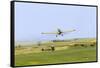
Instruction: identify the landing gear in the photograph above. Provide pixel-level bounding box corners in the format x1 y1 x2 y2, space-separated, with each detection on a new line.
56 35 58 37
61 34 63 36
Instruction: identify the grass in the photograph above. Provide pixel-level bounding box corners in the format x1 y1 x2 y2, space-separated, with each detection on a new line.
15 45 96 66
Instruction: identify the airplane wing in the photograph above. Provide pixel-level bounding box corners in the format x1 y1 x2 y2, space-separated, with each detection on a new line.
41 32 58 34
63 29 76 33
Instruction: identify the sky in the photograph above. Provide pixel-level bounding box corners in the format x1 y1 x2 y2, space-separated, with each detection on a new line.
15 2 96 42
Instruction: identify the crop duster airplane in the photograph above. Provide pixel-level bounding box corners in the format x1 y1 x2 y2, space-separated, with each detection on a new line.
41 29 76 37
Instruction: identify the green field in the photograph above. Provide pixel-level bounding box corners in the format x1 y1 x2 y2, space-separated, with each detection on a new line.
15 38 97 66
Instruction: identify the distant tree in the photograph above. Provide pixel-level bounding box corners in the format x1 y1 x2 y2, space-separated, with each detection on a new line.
81 44 85 47
41 48 44 51
74 44 78 47
90 44 95 47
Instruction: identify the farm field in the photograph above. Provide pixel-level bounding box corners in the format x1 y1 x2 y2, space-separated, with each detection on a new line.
15 38 97 66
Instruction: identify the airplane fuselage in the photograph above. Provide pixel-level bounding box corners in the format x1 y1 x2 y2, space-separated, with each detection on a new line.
58 31 62 35
57 29 62 35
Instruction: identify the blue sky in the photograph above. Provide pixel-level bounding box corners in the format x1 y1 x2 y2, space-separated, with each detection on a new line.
15 2 96 42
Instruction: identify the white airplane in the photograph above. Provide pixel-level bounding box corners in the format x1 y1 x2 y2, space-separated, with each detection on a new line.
41 28 76 37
